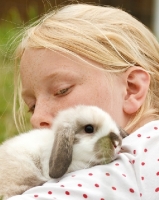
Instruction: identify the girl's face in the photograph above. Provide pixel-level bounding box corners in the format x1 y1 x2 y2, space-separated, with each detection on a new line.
20 48 127 129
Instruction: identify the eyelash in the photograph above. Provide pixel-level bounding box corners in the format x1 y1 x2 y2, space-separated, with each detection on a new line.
28 105 35 113
27 87 72 113
55 87 71 96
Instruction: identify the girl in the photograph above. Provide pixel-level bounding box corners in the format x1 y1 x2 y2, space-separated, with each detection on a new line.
8 3 159 200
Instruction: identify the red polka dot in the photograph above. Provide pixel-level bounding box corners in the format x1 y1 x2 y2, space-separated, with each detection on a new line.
129 160 135 164
122 174 126 177
133 150 136 154
144 149 148 152
112 187 116 190
137 134 141 137
141 176 144 180
34 195 38 198
65 191 70 195
95 183 99 187
101 199 105 200
72 175 76 177
48 191 52 195
88 173 93 176
155 187 159 192
78 184 82 187
140 193 142 197
154 127 158 130
61 185 65 187
147 136 150 139
156 172 159 176
115 163 119 166
132 160 135 164
106 173 110 176
141 162 145 166
129 188 135 193
83 194 88 198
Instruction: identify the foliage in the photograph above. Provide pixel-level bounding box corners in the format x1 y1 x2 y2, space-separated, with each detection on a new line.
0 58 15 142
0 6 39 143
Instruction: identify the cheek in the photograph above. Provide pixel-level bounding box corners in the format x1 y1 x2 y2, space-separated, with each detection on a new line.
90 82 123 123
104 90 125 126
96 89 114 114
65 83 113 110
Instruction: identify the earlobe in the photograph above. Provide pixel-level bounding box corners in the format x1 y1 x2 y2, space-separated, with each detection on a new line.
123 67 150 114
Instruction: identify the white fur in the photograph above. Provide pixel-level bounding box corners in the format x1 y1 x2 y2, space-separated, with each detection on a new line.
0 105 123 199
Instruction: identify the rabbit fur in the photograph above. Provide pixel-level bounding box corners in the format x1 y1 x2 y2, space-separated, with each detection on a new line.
0 105 127 199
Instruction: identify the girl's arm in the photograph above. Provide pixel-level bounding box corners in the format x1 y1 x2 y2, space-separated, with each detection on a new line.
7 120 159 200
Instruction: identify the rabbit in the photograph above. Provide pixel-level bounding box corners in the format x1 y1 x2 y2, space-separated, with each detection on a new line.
0 105 127 200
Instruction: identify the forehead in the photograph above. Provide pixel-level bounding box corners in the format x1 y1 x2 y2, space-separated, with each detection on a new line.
20 48 107 84
20 48 110 97
20 49 77 75
20 48 106 74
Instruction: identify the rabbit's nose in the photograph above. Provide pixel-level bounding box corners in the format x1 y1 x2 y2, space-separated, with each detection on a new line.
94 135 119 164
109 132 122 148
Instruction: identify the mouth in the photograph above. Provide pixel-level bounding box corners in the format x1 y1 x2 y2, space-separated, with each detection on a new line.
109 132 122 149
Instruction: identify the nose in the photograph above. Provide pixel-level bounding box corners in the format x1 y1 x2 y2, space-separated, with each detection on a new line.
30 104 54 129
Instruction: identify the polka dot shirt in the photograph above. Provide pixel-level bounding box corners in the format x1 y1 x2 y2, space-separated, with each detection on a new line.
8 121 159 200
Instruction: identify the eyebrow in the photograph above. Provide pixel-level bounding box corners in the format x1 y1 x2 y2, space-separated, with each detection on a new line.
44 69 80 82
22 69 81 98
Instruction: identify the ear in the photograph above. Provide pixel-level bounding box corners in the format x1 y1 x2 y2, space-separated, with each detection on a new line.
123 66 150 114
49 124 75 178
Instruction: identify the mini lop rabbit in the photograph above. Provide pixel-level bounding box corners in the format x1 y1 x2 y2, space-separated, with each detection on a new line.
0 105 127 199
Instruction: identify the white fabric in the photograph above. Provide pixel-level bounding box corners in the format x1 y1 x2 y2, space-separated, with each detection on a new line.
8 120 159 200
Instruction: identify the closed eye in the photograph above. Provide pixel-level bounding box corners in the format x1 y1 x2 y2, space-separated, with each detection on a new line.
55 86 72 96
28 104 36 113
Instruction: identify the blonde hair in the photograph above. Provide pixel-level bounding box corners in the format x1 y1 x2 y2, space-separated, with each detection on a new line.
14 3 159 132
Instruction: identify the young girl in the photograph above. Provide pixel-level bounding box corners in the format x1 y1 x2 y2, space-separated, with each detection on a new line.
8 3 159 200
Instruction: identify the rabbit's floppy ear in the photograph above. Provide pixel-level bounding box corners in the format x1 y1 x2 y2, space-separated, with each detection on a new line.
49 123 75 178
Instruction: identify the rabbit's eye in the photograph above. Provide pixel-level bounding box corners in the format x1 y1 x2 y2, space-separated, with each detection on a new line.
84 124 94 133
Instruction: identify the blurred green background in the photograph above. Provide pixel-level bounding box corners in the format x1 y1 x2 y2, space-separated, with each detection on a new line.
0 2 42 142
0 0 157 143
0 0 67 142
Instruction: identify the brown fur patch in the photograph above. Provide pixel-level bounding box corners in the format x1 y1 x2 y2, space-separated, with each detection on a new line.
49 126 74 178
